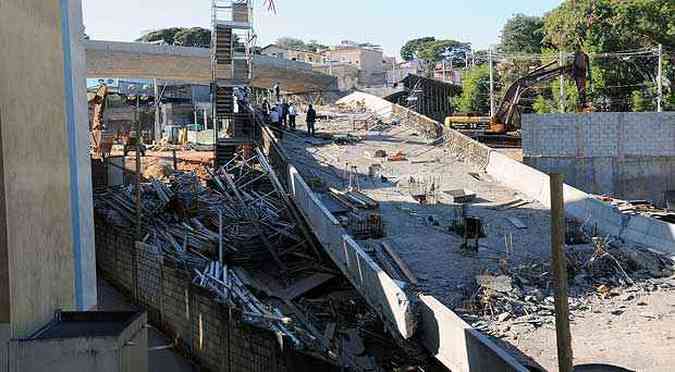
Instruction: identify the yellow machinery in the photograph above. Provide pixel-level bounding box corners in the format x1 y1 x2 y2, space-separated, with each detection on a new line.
447 51 590 135
88 83 114 158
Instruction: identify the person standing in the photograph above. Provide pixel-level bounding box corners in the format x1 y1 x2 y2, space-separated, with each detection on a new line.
269 107 281 127
306 104 317 136
273 82 280 102
288 103 297 129
262 99 270 115
282 101 290 127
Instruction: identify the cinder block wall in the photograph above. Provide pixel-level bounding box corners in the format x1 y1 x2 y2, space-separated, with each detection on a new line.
523 112 675 206
94 221 330 372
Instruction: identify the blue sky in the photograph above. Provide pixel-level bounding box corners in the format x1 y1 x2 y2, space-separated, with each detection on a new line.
82 0 562 59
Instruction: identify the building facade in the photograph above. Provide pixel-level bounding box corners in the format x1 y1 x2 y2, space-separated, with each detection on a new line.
261 45 323 64
322 47 387 86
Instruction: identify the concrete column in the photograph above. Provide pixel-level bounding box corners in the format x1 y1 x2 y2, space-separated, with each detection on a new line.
0 0 96 341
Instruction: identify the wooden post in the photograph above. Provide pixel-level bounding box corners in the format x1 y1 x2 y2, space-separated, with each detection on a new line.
134 95 142 301
550 173 573 372
172 149 178 171
135 95 143 241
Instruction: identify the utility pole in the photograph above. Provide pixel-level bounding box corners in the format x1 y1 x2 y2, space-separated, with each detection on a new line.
657 44 663 112
550 173 573 372
489 48 495 117
560 51 565 112
153 78 161 143
465 52 469 70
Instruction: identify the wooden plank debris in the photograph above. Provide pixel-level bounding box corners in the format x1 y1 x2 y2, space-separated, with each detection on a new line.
281 273 335 301
381 242 418 285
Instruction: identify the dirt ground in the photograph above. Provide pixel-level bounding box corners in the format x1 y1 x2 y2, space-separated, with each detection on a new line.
284 114 675 372
501 281 675 371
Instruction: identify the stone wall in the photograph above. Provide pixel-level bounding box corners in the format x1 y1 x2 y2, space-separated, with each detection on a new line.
523 112 675 206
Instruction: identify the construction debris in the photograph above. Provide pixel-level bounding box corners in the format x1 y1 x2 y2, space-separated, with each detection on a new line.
95 152 305 267
459 236 675 337
594 195 675 223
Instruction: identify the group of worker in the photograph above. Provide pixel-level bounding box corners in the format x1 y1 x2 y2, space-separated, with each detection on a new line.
262 99 317 137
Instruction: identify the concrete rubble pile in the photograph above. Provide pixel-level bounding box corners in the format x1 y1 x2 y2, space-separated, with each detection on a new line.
459 236 675 337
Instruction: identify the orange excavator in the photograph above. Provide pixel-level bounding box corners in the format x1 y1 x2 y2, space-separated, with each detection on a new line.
89 83 112 158
447 51 590 135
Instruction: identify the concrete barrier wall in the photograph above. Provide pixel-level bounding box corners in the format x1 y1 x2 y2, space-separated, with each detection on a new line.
487 132 675 256
287 167 416 338
419 296 528 372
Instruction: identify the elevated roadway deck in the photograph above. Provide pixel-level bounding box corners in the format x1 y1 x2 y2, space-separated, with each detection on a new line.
84 40 338 93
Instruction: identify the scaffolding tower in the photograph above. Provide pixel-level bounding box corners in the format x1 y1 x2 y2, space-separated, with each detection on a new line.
211 0 257 166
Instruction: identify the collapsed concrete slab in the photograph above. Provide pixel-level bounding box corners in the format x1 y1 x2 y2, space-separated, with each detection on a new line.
335 91 675 369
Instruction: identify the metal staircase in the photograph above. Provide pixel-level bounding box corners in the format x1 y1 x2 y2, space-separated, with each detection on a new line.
211 0 256 166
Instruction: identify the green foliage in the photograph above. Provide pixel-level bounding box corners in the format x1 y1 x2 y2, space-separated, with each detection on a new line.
631 90 648 112
174 27 211 48
276 37 329 52
400 37 435 61
500 14 545 54
457 65 491 113
306 40 329 52
276 37 308 51
137 27 211 48
542 0 675 111
400 37 471 77
532 95 553 113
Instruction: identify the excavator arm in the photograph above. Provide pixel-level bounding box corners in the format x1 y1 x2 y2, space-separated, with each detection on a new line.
489 51 589 134
88 84 109 157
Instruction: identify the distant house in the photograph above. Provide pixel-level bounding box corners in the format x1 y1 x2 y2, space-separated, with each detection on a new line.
262 43 399 88
321 46 387 86
260 44 322 64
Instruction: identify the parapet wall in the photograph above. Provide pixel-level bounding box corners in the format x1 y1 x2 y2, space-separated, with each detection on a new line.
522 112 675 206
259 123 416 339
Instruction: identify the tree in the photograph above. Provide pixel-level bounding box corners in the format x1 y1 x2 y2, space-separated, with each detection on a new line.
174 27 211 48
457 65 491 113
543 0 675 111
400 37 435 61
500 14 545 54
137 27 184 44
137 27 211 48
306 40 328 52
276 37 308 51
631 90 651 112
533 95 553 113
400 37 471 77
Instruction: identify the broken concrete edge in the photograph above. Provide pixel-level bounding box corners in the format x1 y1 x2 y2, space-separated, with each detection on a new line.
287 166 416 339
419 295 529 372
487 150 675 257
